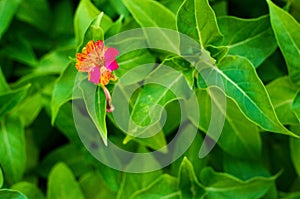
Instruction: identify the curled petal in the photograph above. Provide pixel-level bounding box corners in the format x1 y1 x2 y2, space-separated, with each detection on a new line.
102 85 114 112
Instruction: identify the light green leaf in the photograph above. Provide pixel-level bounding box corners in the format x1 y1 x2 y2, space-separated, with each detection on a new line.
0 189 28 199
176 0 222 47
200 167 277 199
0 85 30 121
122 0 176 29
0 167 3 188
79 171 115 199
196 87 262 160
11 182 45 199
267 0 300 85
178 157 206 198
47 163 85 199
51 62 77 124
80 81 108 145
0 0 21 39
129 174 180 199
292 91 300 122
0 116 26 185
218 15 277 67
266 76 299 125
198 55 296 137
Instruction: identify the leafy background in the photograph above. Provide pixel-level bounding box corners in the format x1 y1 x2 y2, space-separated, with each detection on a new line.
1 0 300 198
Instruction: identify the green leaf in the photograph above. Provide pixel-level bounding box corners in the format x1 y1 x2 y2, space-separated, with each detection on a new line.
16 0 51 32
0 189 28 199
80 81 108 145
290 125 300 177
292 91 300 122
129 174 180 199
0 67 10 93
0 167 3 188
51 62 77 124
122 0 176 29
176 0 222 47
0 0 21 39
198 55 296 137
200 167 277 199
178 157 206 198
74 0 100 46
217 15 277 67
0 116 26 185
267 0 300 85
266 76 299 125
11 182 45 199
0 85 30 121
196 87 262 160
47 163 85 199
79 171 115 199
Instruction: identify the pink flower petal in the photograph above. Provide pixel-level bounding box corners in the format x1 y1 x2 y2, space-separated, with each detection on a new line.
105 48 119 61
105 60 119 71
88 67 100 84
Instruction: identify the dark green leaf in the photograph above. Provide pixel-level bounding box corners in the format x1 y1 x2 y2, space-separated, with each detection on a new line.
0 189 28 199
0 68 10 93
0 167 3 188
290 125 300 177
47 163 85 199
0 116 26 184
0 0 21 39
218 15 277 67
267 0 300 85
292 91 300 122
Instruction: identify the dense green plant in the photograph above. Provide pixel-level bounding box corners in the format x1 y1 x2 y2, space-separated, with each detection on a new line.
1 0 300 198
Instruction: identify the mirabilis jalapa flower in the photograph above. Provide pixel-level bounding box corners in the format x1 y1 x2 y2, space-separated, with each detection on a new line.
76 40 119 112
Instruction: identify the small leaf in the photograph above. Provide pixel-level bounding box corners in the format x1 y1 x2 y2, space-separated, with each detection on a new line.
0 85 30 121
0 67 10 93
0 116 26 185
218 15 277 67
176 0 222 47
51 62 77 124
178 157 206 198
266 76 299 125
267 0 300 85
80 81 108 145
0 0 22 39
47 163 85 199
11 182 45 199
0 189 28 199
200 167 278 199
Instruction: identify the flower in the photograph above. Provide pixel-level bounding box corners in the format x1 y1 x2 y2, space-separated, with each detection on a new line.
76 40 119 85
76 40 119 112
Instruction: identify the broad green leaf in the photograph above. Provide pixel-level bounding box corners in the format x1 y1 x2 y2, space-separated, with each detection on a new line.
52 0 74 36
198 55 296 137
200 167 277 199
16 0 51 32
11 182 45 199
280 191 300 199
38 144 93 178
129 174 180 199
290 125 300 177
80 81 108 145
267 0 300 85
0 189 28 199
122 0 176 29
106 15 124 38
176 0 222 47
292 91 300 122
178 157 206 198
51 62 77 124
47 163 85 199
218 15 277 67
266 76 299 125
0 167 3 188
196 87 262 160
117 149 162 199
79 171 115 199
0 67 10 93
0 116 26 184
0 0 21 39
0 85 30 121
74 0 100 46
